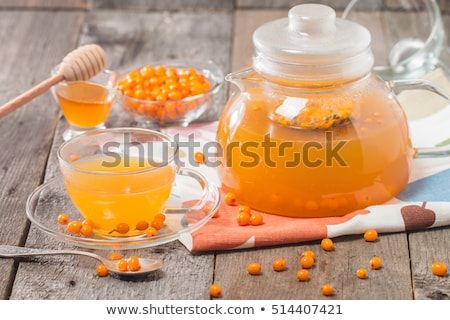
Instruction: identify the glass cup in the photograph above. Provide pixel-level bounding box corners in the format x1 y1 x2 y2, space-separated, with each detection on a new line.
57 128 203 237
51 67 116 141
342 0 449 80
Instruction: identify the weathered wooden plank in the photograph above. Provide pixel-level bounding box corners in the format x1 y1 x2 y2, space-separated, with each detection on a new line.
10 9 232 299
89 0 234 11
214 9 413 299
409 228 450 299
236 0 355 10
0 0 87 9
0 10 84 300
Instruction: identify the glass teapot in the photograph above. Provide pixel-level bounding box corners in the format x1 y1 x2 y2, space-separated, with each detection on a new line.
217 4 450 218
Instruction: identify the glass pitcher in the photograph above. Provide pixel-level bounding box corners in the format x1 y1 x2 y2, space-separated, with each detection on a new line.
217 4 450 218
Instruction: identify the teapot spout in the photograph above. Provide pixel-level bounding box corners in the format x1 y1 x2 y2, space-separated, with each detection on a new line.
225 68 256 91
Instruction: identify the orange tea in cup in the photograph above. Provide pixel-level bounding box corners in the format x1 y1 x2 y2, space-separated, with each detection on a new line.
58 129 178 237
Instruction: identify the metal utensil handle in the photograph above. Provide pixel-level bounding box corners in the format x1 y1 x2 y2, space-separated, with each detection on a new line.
0 245 100 261
389 79 450 158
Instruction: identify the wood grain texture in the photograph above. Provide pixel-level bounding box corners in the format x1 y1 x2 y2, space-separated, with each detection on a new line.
0 10 84 299
10 9 232 299
214 9 413 300
0 0 87 9
236 0 350 9
409 228 450 299
215 235 412 299
89 0 234 10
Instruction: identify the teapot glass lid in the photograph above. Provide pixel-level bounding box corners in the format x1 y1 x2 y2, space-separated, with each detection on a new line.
252 4 374 82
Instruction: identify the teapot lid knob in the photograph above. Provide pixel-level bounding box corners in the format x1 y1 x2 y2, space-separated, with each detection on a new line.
288 4 336 35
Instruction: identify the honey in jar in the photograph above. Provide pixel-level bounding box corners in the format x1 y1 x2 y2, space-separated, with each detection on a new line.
56 81 113 129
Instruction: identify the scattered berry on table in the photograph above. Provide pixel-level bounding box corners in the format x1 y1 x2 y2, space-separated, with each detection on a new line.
356 268 368 279
301 250 315 259
364 229 378 242
247 263 262 275
273 258 287 272
297 269 309 281
321 284 334 296
321 238 334 251
96 264 109 277
370 256 383 270
300 255 315 269
431 261 448 277
209 283 222 298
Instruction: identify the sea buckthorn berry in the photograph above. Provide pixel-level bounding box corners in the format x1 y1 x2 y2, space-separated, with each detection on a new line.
151 219 165 230
136 221 149 231
364 229 378 242
57 214 69 225
250 213 264 226
82 219 94 228
247 263 261 275
431 261 448 276
296 269 309 281
194 151 205 164
209 283 222 298
154 213 166 222
321 284 334 296
67 221 82 234
273 258 287 272
300 255 315 269
356 268 368 279
145 227 158 237
108 253 122 261
118 259 128 272
238 205 251 215
224 192 237 206
301 250 315 259
128 256 141 272
116 223 130 234
69 153 80 162
237 212 251 226
80 224 94 237
96 264 109 277
321 238 334 251
370 256 383 270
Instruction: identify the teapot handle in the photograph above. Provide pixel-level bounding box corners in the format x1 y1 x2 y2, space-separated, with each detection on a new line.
389 79 450 158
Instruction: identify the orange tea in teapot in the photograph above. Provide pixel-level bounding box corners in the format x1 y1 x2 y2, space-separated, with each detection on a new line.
217 73 413 217
216 4 421 217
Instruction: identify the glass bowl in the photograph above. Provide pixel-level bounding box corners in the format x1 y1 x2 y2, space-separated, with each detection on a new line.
342 0 448 80
116 60 223 127
26 168 220 250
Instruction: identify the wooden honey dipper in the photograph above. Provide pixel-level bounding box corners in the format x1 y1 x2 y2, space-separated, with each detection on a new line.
0 44 107 119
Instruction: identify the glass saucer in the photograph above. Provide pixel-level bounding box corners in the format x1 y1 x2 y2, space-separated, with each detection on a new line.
26 169 220 250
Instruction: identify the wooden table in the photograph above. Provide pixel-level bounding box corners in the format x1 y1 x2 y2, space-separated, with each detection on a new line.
1 0 450 300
